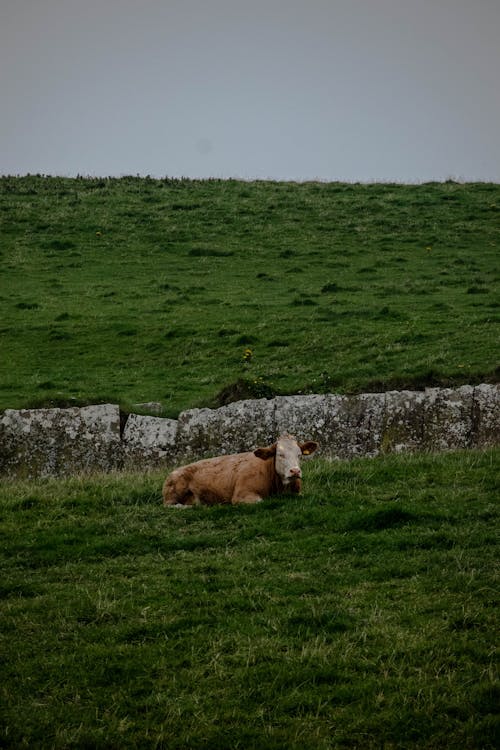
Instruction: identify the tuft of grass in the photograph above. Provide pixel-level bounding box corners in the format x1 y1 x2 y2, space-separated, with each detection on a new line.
0 449 498 748
0 176 498 415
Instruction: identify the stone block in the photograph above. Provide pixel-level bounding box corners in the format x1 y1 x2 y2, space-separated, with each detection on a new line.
0 404 122 478
273 394 330 444
471 383 500 447
323 392 386 459
176 398 276 458
423 386 474 451
122 413 178 467
382 390 427 454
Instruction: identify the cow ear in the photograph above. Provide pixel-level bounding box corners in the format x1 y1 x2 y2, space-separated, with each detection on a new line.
300 441 319 456
254 444 276 461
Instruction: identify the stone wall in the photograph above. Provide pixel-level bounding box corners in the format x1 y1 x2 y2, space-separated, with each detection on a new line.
0 384 498 479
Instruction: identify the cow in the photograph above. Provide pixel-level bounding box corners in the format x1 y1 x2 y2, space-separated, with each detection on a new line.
162 433 319 507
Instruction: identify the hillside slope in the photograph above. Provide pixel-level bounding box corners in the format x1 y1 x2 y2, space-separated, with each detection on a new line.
1 176 498 415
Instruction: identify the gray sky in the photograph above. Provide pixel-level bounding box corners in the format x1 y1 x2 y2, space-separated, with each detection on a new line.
1 0 499 182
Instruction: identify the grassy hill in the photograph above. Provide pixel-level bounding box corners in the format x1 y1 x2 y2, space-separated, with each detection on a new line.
0 449 498 748
0 176 498 416
1 177 498 747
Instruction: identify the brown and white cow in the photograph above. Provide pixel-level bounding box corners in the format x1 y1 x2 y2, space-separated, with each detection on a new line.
162 433 319 506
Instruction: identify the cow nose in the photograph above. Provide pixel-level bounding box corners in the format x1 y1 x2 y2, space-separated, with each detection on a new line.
290 467 301 477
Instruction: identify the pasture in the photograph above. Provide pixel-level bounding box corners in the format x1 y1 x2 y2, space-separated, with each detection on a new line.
0 449 498 748
1 176 498 747
0 176 498 415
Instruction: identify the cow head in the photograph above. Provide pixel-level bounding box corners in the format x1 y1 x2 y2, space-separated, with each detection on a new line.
254 433 319 487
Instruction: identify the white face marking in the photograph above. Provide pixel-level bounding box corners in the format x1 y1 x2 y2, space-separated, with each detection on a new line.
275 437 303 484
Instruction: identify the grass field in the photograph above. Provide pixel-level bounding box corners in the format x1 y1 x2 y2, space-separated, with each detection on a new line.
0 176 498 415
0 449 498 749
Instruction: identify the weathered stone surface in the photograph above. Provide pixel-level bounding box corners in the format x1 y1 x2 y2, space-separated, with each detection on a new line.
0 385 497 478
176 398 276 457
122 413 177 467
177 392 388 461
423 385 475 451
0 404 121 478
471 383 500 446
381 390 427 453
324 393 387 458
273 394 330 444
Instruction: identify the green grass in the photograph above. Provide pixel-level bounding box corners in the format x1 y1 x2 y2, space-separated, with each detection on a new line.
0 176 498 415
0 449 498 748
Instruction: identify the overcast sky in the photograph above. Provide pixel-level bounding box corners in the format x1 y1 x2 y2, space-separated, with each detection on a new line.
1 0 499 182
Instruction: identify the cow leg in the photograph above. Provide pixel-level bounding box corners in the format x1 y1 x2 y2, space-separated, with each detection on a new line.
162 474 195 506
231 492 263 505
162 477 179 506
164 489 198 506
